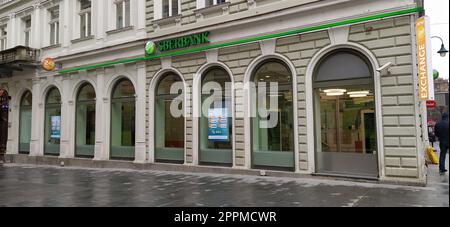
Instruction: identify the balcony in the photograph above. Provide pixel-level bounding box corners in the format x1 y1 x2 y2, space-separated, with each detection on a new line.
0 46 40 78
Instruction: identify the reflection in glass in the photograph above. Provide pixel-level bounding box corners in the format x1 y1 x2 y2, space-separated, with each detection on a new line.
44 87 61 156
19 91 32 154
318 86 377 154
111 79 135 160
76 83 96 158
155 74 185 163
251 60 294 169
313 49 378 177
200 68 232 165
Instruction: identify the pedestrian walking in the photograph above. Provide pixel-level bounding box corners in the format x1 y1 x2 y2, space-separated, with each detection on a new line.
435 113 449 174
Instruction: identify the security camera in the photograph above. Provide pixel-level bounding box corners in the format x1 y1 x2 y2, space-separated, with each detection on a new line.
376 62 393 73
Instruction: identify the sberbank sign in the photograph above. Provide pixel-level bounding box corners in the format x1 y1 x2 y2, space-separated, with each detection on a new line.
156 32 210 52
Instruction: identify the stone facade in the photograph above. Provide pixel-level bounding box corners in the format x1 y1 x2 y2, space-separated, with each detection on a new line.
1 0 428 185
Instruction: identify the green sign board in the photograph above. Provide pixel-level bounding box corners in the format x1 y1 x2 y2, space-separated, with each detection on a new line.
156 32 210 53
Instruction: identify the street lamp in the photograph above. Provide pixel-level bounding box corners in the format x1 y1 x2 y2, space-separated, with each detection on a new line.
431 36 449 57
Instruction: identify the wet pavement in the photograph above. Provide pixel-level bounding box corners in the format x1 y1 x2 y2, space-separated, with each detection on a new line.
0 161 448 207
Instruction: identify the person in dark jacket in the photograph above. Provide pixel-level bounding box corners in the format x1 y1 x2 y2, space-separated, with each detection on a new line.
435 113 449 174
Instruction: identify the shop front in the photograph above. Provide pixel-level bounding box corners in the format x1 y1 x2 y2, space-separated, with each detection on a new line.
3 1 429 185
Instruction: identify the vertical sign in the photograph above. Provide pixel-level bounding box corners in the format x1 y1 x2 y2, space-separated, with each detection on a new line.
208 108 229 142
416 16 435 101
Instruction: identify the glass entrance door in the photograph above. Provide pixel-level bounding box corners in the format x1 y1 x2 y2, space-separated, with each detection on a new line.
315 85 378 178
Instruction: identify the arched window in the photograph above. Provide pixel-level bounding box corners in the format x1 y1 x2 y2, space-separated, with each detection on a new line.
155 73 185 163
313 49 378 177
75 83 96 158
251 60 294 170
199 67 233 166
19 91 32 154
44 87 61 156
111 79 135 160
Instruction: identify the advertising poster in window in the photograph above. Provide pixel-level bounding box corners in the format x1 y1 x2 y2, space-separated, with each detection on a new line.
208 108 229 142
51 116 61 139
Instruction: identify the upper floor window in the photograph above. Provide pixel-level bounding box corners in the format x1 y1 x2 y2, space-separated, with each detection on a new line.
0 25 6 51
162 0 179 18
79 0 92 38
116 0 131 29
23 17 31 46
49 7 60 45
205 0 226 7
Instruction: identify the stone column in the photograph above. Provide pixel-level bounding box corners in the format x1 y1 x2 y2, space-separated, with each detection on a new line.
30 77 43 156
134 62 147 163
31 3 42 48
94 69 107 160
59 76 73 158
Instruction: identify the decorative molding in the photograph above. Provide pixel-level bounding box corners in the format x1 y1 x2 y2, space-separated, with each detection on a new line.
15 6 34 18
152 15 181 30
205 49 218 63
194 2 230 21
259 39 277 55
328 26 350 45
106 26 134 35
71 36 95 44
161 57 172 69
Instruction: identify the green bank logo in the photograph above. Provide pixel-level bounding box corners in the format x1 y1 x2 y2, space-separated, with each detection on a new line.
145 41 156 55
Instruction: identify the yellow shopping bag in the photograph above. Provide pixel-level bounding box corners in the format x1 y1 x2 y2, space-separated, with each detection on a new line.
427 146 439 165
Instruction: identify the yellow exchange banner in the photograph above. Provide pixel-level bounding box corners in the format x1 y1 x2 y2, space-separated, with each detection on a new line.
416 16 435 101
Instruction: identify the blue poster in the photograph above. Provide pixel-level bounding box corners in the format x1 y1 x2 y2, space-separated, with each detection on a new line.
50 116 61 139
208 108 229 142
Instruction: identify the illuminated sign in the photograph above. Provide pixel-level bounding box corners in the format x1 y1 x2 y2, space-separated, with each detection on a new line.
208 108 229 142
51 116 61 139
145 41 156 55
157 32 210 52
416 16 435 101
42 57 56 71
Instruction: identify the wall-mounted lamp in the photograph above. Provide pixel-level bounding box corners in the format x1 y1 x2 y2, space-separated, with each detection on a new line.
431 36 449 57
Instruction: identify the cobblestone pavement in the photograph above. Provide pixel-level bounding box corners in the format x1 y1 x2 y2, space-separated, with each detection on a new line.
0 162 448 207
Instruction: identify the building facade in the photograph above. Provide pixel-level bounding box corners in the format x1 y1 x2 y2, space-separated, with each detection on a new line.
1 0 431 185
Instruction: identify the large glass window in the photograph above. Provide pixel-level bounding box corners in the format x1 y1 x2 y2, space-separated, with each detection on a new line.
111 79 135 160
162 0 179 18
0 25 7 51
79 0 92 38
155 74 185 163
23 17 31 46
199 68 232 165
19 91 32 154
49 7 60 45
314 49 378 177
205 0 226 7
75 83 96 158
251 60 294 170
44 87 61 156
116 0 131 29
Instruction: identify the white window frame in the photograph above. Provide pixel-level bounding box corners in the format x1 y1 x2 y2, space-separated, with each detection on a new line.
115 0 131 29
198 0 226 9
154 0 180 20
79 0 92 38
49 7 60 45
23 17 31 47
0 25 6 51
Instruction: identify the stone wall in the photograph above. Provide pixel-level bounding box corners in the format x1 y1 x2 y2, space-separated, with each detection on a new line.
144 15 423 181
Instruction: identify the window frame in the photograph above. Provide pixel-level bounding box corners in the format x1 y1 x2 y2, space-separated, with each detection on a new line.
115 0 131 29
155 0 181 20
0 25 6 51
23 17 32 46
79 0 92 38
198 0 227 9
48 6 60 45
